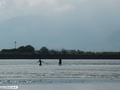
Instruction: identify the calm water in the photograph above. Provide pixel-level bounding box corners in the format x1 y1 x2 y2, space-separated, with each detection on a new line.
0 59 120 85
0 59 120 65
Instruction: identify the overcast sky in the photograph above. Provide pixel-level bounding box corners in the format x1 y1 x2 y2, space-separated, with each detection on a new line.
0 0 119 19
0 0 120 51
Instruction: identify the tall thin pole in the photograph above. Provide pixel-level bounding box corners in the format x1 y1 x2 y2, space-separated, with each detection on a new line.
15 41 16 49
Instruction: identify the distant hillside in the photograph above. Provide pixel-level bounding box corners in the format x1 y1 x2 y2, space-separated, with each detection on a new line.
0 15 120 51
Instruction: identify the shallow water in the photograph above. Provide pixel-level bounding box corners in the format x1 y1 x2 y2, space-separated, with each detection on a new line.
0 59 120 65
0 59 120 90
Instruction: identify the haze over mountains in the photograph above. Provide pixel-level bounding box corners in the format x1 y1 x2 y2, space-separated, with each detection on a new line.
0 14 120 51
0 0 120 51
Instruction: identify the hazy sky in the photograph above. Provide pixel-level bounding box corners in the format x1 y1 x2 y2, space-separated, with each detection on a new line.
0 0 120 51
0 0 119 19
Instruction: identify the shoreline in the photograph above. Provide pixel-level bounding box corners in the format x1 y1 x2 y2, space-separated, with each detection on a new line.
1 78 120 90
0 77 120 85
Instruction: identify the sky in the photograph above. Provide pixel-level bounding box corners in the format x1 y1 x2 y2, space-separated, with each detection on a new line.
0 0 120 51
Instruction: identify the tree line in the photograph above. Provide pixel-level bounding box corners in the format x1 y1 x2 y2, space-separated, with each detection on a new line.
0 45 120 56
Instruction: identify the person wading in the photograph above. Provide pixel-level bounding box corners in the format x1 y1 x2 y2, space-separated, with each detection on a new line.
37 59 48 66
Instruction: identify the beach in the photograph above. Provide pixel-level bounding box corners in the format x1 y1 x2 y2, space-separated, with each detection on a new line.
0 59 120 90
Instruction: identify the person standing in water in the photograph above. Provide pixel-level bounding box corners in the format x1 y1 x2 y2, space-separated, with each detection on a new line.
37 59 48 66
59 58 62 66
37 59 42 66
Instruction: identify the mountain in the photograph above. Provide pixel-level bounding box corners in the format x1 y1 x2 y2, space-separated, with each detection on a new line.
104 30 120 51
0 15 120 51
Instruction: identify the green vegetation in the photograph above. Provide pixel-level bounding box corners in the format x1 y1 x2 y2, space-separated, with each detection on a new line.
0 45 120 59
1 45 35 54
0 45 120 55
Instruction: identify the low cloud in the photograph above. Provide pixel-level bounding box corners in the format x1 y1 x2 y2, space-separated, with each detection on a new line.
27 0 42 7
44 0 56 5
55 4 75 12
0 0 120 21
0 0 120 51
0 0 56 10
0 0 5 9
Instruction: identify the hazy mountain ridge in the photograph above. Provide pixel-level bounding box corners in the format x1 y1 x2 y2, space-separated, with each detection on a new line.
0 15 120 51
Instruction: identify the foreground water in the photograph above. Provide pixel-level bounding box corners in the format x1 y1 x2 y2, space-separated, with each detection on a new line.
0 59 120 90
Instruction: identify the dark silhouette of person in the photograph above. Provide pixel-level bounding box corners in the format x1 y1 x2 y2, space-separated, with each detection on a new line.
59 58 62 66
37 59 42 66
37 59 48 66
